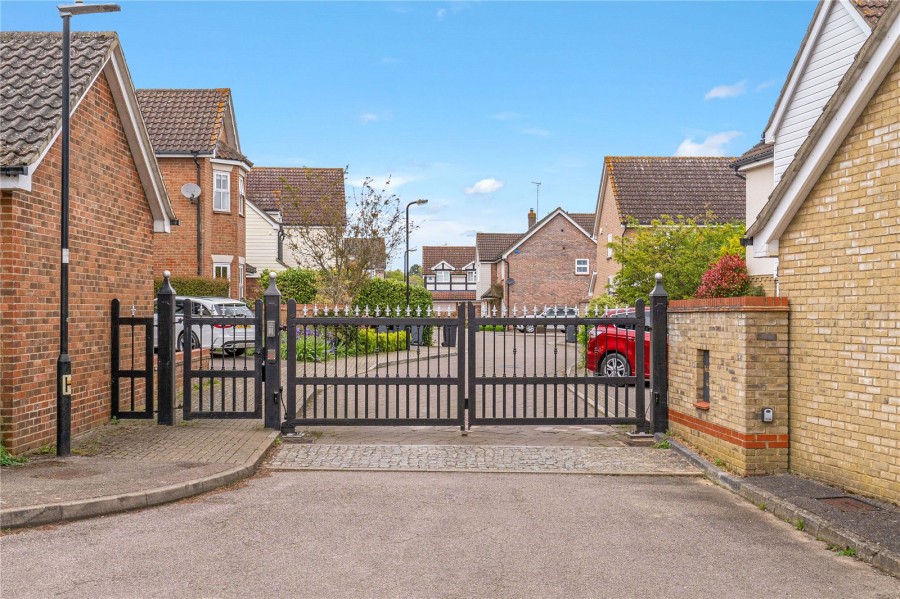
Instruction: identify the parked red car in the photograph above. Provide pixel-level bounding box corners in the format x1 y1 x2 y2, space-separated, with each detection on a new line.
586 308 651 381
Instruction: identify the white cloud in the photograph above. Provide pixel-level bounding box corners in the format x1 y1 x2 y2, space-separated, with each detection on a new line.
704 80 747 100
675 131 742 157
521 126 550 137
360 113 378 124
494 111 522 121
436 8 447 19
756 79 778 91
464 178 504 194
380 57 399 65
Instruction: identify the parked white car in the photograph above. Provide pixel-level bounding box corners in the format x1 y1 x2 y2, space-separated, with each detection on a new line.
154 296 255 354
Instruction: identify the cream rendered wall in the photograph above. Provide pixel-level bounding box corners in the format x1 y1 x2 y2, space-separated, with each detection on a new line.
743 160 776 278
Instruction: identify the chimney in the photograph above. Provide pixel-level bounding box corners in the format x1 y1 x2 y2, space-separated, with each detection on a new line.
528 208 536 229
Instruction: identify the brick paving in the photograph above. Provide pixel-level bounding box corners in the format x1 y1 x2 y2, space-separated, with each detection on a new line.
268 443 700 475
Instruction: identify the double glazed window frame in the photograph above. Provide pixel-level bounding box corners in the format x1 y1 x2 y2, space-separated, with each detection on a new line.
214 171 231 212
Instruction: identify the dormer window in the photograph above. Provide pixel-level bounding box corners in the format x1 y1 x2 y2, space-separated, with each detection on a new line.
436 271 450 283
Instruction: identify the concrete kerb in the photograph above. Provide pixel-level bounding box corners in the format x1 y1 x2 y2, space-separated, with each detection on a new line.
664 435 900 578
0 429 280 530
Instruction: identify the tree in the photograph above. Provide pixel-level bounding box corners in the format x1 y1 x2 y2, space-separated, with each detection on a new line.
408 264 422 276
281 170 409 304
608 214 745 304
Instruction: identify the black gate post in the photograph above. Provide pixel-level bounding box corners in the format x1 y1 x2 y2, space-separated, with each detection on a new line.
157 271 176 425
649 272 668 434
263 272 282 430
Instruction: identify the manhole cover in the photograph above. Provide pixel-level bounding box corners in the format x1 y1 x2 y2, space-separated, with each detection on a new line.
817 496 880 512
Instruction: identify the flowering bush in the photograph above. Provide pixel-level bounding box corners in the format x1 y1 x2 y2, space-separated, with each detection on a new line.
694 255 764 299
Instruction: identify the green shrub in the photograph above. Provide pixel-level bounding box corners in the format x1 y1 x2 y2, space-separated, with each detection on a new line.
281 326 407 361
354 278 435 344
478 324 506 331
1 442 27 467
260 268 317 304
155 276 229 298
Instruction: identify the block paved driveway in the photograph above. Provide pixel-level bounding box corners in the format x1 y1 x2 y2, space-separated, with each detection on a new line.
2 471 898 599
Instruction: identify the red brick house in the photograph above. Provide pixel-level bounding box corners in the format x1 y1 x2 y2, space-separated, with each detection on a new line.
0 32 175 453
588 156 745 298
422 245 477 312
136 88 253 299
476 209 596 312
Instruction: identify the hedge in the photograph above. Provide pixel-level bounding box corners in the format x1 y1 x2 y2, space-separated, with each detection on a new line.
154 276 229 298
259 268 317 304
282 327 407 362
354 278 435 344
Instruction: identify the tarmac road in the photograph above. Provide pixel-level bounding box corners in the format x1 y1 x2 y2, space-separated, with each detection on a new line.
2 470 898 599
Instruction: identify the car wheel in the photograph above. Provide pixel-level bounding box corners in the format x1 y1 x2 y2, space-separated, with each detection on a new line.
178 332 200 352
224 348 245 356
599 352 631 384
524 324 536 333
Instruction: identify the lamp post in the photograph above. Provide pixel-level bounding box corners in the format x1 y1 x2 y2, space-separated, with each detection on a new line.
405 199 428 307
56 1 120 457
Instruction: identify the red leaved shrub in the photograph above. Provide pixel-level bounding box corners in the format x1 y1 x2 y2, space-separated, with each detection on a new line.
694 254 760 299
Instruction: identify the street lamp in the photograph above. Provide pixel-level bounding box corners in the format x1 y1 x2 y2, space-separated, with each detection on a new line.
405 199 428 307
56 1 120 457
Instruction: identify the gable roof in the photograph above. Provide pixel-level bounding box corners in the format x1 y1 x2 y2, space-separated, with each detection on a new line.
0 31 174 231
135 88 250 164
500 208 595 260
476 233 521 262
246 167 347 227
422 246 476 274
763 1 878 143
568 212 595 232
1 32 113 167
603 156 745 225
730 141 775 170
747 0 899 250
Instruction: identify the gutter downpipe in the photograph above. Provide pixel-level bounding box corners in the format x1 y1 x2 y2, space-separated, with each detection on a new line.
193 152 202 276
500 256 510 315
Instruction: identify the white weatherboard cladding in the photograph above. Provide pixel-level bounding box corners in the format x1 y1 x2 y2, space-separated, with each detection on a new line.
245 204 288 271
476 262 492 299
773 1 868 184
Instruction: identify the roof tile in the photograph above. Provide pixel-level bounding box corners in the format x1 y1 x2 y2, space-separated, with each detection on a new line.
606 156 745 225
851 0 890 27
1 31 116 167
247 167 346 226
422 246 476 273
476 233 521 262
135 88 231 154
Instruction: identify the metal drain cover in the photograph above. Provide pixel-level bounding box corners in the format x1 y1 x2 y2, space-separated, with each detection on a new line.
817 496 880 512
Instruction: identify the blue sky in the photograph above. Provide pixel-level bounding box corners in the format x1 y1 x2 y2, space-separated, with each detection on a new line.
3 1 816 267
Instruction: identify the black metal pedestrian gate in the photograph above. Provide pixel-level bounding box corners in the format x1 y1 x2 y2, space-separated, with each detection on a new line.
117 272 668 434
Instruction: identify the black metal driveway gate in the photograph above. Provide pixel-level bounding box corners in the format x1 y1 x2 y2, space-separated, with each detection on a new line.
282 301 467 430
181 299 264 420
466 302 650 430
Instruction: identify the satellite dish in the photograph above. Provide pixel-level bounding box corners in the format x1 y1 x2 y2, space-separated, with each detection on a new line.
181 182 201 200
506 278 515 286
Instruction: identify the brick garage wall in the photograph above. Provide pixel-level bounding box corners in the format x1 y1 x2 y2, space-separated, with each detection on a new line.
506 213 596 308
0 73 155 453
668 297 790 476
777 58 900 503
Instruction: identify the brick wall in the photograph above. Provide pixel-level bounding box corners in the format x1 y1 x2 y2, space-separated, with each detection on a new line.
0 73 156 453
749 275 776 296
506 213 596 308
153 158 248 299
593 178 626 296
668 297 790 476
777 58 900 503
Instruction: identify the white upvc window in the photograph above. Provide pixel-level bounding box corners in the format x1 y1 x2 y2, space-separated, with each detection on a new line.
214 172 230 212
466 270 477 283
575 259 589 275
238 175 245 216
607 233 613 259
436 271 450 283
214 262 231 281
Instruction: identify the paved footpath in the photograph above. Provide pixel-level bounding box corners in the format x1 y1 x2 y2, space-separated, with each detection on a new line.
269 443 699 475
